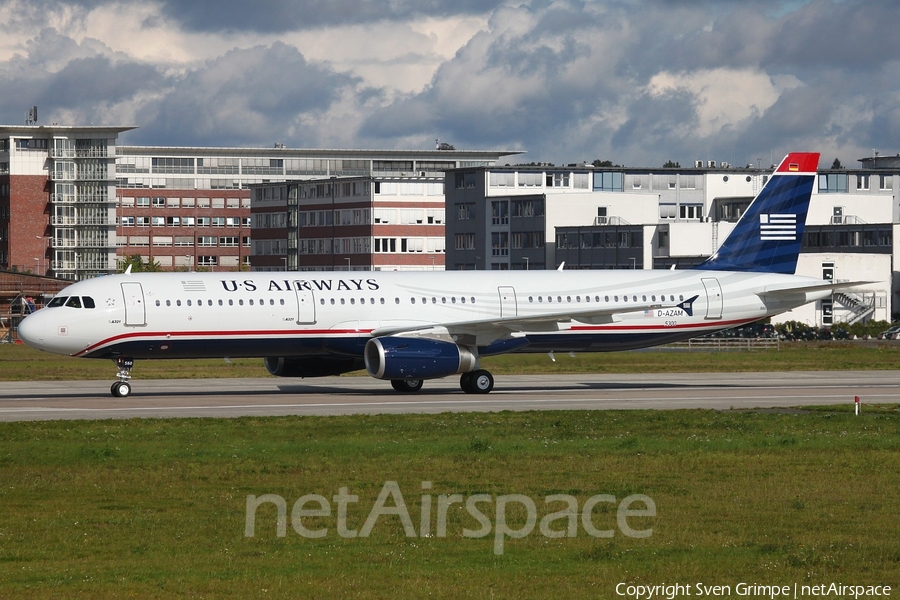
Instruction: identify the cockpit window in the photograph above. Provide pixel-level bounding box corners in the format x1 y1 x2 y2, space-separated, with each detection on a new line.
47 296 68 308
65 297 82 309
82 296 95 309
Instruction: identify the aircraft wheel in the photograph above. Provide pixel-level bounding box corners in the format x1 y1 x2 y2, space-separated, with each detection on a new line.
464 370 494 394
459 372 473 393
111 381 132 398
391 379 423 393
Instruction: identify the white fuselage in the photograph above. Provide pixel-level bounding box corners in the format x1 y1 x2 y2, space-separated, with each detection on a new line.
18 269 829 361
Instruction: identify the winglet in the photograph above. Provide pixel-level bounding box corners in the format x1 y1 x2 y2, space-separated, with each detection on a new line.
124 264 133 275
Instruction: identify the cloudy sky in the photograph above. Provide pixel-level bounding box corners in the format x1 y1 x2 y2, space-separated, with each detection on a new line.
0 0 896 168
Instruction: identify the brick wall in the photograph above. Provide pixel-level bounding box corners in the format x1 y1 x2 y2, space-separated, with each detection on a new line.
8 175 51 274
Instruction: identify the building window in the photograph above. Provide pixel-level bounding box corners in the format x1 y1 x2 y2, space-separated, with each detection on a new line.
818 173 848 193
547 172 570 187
512 199 543 218
491 201 509 225
491 232 509 256
679 205 703 220
593 172 623 192
455 233 475 250
489 172 514 187
457 203 475 220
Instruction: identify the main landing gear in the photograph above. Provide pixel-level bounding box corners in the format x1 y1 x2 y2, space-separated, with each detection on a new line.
388 369 495 394
460 369 494 394
391 379 424 393
111 357 134 398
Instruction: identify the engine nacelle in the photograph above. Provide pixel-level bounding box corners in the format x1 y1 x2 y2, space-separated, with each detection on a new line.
264 356 364 378
364 337 477 380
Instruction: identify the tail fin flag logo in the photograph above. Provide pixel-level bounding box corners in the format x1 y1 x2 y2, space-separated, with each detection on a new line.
759 214 797 241
693 152 818 275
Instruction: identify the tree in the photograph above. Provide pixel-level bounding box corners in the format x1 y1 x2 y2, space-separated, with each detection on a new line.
592 159 621 167
831 158 843 169
119 254 163 273
663 160 681 168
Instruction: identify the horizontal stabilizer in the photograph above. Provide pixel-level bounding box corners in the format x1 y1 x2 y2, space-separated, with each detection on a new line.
755 280 872 298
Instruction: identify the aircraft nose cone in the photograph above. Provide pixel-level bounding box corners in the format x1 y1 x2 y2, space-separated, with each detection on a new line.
16 312 43 347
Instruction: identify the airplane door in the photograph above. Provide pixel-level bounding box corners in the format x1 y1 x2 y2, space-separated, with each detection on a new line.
701 277 723 320
498 286 517 318
295 287 316 324
121 282 146 326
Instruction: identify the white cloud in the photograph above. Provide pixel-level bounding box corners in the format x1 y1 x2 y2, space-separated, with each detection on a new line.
647 68 802 138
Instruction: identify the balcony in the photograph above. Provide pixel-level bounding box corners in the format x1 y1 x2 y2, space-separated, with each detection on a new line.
52 239 113 249
50 194 113 204
51 216 111 226
50 148 111 159
51 260 113 272
50 170 113 182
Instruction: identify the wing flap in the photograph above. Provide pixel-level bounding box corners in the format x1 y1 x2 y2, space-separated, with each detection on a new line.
370 299 684 346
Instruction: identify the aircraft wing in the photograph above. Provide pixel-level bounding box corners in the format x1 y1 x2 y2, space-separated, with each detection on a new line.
370 297 694 346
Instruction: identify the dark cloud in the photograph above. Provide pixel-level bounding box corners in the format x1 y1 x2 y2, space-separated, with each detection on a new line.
0 0 505 33
133 43 366 147
0 29 165 125
161 0 506 32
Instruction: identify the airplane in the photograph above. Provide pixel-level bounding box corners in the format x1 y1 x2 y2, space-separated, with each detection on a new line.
18 151 858 398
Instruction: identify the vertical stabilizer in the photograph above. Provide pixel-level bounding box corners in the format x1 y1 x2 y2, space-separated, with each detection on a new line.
694 152 819 274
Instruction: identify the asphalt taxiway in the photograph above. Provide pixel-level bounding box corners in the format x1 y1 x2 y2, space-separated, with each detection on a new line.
0 371 896 421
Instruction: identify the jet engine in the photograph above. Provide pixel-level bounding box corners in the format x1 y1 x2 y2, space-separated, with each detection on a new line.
264 356 364 378
364 337 476 380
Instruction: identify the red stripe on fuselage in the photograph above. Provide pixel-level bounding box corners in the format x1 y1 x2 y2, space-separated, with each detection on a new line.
570 317 756 332
73 328 372 357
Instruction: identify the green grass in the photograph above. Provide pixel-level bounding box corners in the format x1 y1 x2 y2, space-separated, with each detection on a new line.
3 341 900 381
1 409 899 597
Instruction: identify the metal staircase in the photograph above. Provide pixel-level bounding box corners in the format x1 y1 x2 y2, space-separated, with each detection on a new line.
833 291 876 325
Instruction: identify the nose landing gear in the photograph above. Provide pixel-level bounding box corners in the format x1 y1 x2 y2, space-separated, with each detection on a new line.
111 357 134 397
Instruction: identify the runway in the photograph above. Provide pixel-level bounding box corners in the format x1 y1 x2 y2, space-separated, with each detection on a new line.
0 370 896 421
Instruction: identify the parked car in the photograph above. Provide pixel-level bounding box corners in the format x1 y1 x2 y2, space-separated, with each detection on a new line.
877 325 900 339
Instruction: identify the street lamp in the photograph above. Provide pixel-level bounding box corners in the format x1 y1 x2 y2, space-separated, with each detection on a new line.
35 235 45 275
